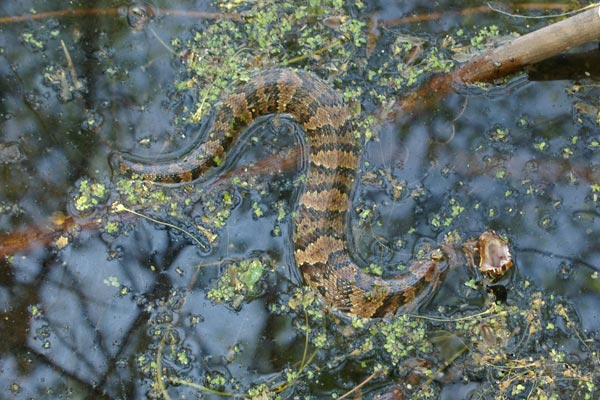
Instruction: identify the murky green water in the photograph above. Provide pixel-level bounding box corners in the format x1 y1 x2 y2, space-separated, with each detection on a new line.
1 1 599 399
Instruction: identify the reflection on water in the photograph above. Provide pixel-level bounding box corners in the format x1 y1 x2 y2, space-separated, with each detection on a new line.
1 0 600 398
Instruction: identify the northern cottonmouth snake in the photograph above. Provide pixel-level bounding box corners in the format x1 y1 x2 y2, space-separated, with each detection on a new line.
112 69 512 317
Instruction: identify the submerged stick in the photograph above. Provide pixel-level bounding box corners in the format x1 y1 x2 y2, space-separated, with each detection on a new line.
399 5 600 115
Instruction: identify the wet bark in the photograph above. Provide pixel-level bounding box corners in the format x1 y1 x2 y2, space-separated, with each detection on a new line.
455 6 600 83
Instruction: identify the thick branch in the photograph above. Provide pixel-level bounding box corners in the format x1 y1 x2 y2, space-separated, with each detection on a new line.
398 6 600 116
456 6 600 83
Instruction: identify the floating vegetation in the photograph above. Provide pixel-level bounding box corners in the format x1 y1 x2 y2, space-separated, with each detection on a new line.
105 0 600 397
4 0 600 398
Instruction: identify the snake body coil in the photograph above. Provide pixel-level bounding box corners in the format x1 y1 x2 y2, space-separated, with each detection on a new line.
113 69 511 317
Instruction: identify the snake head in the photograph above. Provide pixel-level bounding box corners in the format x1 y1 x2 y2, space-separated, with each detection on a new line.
476 230 513 279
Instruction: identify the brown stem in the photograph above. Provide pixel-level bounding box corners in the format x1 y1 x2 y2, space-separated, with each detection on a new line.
0 147 298 259
0 8 120 24
0 215 91 259
0 7 241 25
397 5 600 116
382 3 572 27
455 6 600 83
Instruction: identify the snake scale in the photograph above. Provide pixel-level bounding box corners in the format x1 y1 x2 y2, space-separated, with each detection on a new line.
112 69 512 318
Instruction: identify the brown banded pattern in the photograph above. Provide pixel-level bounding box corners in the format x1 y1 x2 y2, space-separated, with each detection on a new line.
112 69 512 318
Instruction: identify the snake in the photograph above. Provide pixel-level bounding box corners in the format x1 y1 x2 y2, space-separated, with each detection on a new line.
112 69 513 318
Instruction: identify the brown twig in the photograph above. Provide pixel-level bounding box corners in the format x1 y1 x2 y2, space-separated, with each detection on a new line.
455 5 600 83
153 8 242 22
398 5 600 115
381 3 572 27
0 147 298 259
0 8 120 24
0 215 95 259
0 7 241 25
0 3 570 26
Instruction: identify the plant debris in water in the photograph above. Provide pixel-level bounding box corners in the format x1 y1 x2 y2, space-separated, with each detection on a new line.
48 0 600 398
